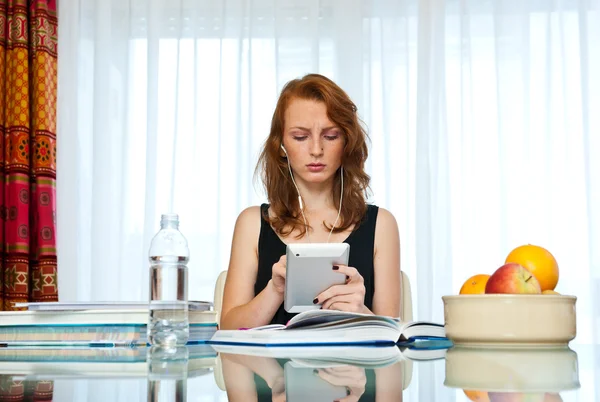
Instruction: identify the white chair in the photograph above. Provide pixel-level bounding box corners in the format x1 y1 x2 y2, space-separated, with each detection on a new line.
212 270 415 391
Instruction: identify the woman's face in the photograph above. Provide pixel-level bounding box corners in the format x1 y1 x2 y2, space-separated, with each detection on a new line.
281 98 345 185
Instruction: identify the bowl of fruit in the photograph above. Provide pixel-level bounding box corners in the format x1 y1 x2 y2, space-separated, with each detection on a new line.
442 244 577 347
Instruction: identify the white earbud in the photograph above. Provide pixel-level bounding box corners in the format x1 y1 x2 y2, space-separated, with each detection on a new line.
282 144 305 212
280 143 343 243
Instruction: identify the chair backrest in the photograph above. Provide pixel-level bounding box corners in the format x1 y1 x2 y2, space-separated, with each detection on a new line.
213 270 228 325
213 270 414 325
400 271 413 322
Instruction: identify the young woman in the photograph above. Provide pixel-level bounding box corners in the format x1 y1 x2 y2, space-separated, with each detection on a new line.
220 74 401 329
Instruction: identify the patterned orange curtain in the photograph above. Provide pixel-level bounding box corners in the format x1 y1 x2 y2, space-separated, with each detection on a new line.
0 1 57 398
0 0 58 312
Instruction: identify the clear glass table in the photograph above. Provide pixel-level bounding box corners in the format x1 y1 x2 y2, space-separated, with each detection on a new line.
0 342 596 401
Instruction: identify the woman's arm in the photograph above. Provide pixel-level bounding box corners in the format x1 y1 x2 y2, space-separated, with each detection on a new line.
371 207 401 317
219 206 283 330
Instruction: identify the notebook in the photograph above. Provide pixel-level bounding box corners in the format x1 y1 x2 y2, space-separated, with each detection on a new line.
208 309 446 347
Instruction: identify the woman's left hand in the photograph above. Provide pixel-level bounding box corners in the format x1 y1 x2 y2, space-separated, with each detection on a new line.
314 265 368 313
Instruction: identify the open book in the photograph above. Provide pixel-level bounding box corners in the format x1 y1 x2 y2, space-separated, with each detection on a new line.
209 309 446 347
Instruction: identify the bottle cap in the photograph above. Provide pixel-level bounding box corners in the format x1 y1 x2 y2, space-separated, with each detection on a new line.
160 213 180 228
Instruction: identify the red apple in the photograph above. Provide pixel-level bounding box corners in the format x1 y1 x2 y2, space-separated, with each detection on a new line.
485 263 542 294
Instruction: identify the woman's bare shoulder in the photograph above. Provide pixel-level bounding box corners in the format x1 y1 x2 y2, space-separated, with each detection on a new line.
233 206 263 240
374 206 398 227
236 205 262 222
227 206 263 269
374 207 400 251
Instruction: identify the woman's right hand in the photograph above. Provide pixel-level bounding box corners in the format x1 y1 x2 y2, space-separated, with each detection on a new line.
271 255 287 294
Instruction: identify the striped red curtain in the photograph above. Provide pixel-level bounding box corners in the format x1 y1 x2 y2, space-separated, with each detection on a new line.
0 0 58 314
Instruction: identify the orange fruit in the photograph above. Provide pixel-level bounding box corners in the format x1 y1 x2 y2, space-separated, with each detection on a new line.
505 244 559 291
463 390 490 402
460 274 491 294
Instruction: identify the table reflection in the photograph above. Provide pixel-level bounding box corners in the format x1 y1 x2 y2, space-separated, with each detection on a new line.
0 344 218 402
218 347 407 402
0 341 593 401
147 346 189 402
444 346 580 401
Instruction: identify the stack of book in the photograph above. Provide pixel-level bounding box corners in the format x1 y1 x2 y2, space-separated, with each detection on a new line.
0 301 217 347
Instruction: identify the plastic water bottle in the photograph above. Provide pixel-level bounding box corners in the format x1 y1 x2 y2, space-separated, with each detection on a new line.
148 213 190 347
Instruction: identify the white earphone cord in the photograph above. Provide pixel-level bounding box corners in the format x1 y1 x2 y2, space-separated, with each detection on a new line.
328 168 343 243
283 147 343 243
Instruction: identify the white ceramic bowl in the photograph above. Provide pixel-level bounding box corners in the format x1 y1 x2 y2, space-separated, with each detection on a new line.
442 294 577 347
444 346 580 393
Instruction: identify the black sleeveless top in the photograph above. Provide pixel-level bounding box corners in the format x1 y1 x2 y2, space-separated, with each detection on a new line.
254 203 379 325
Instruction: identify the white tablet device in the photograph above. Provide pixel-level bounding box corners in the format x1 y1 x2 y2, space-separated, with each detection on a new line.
284 243 350 313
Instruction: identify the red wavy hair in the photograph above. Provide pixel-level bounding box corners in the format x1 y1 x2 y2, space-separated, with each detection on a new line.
255 74 371 239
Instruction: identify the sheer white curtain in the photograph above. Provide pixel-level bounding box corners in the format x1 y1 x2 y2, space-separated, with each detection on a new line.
57 0 599 396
